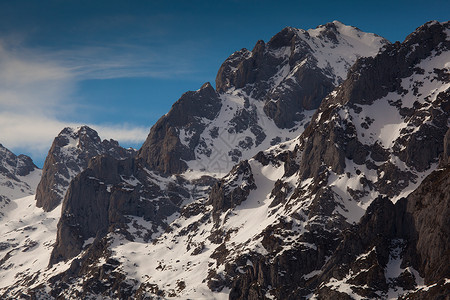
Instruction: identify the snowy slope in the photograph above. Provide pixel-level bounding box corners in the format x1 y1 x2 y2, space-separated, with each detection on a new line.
107 20 449 299
0 195 65 292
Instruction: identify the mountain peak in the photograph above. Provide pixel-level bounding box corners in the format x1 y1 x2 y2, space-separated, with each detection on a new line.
35 125 135 211
0 144 40 210
200 81 213 91
404 19 449 44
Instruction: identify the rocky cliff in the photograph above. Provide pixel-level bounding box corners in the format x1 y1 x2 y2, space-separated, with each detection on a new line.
35 126 135 211
139 21 388 176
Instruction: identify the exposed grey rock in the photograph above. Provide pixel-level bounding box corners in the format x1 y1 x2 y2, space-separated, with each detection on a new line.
139 22 387 176
332 21 449 107
315 166 450 299
2 20 449 300
138 82 221 174
263 60 335 128
216 24 387 129
220 20 450 299
0 144 40 208
208 160 256 222
35 126 135 212
50 155 179 265
0 144 38 180
440 128 450 167
404 167 450 285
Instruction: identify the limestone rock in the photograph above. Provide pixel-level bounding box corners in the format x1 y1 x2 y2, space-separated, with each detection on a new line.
35 126 135 212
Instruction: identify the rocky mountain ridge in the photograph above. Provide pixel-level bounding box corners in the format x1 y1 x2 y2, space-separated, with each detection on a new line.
139 21 388 176
0 144 41 215
0 20 448 299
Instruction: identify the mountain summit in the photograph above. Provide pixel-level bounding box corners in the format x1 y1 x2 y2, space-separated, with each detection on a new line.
35 126 135 211
139 21 388 176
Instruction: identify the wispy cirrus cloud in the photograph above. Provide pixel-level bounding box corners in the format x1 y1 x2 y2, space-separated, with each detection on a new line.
0 112 149 155
0 39 174 163
47 43 194 80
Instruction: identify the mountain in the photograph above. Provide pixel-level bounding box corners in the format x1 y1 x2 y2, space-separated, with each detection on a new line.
219 20 449 299
0 126 136 295
0 144 41 215
138 21 388 176
35 126 136 211
0 20 449 299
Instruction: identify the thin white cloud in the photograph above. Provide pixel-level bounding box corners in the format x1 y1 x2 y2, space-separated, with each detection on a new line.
38 43 194 80
0 43 75 114
93 124 149 144
0 112 149 159
0 39 152 163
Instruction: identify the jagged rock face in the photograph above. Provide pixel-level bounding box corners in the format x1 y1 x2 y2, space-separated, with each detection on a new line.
139 22 387 176
209 160 257 221
50 155 180 264
0 145 37 178
0 144 41 211
138 82 221 174
216 22 388 128
314 166 450 299
313 196 408 298
333 21 450 107
440 127 450 166
404 167 450 285
217 21 450 299
35 126 135 212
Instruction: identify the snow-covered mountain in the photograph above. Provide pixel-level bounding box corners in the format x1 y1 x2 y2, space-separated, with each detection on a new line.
0 127 136 297
139 21 388 176
0 145 41 215
0 20 449 299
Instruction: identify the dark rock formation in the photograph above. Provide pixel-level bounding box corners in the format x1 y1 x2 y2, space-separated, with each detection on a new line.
439 127 450 167
0 144 38 180
137 22 386 177
220 20 450 299
263 65 335 128
35 126 135 212
315 166 450 299
216 23 387 129
50 155 178 265
138 82 221 174
404 167 450 285
209 160 256 222
0 144 40 206
332 21 449 107
2 20 449 300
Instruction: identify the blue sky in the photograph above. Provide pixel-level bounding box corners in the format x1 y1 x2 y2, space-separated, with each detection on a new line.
0 0 448 167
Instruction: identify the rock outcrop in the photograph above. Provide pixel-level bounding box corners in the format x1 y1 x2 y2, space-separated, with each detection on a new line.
50 155 180 264
216 20 450 299
0 144 41 209
35 126 135 211
138 82 221 174
314 165 450 299
209 160 257 222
